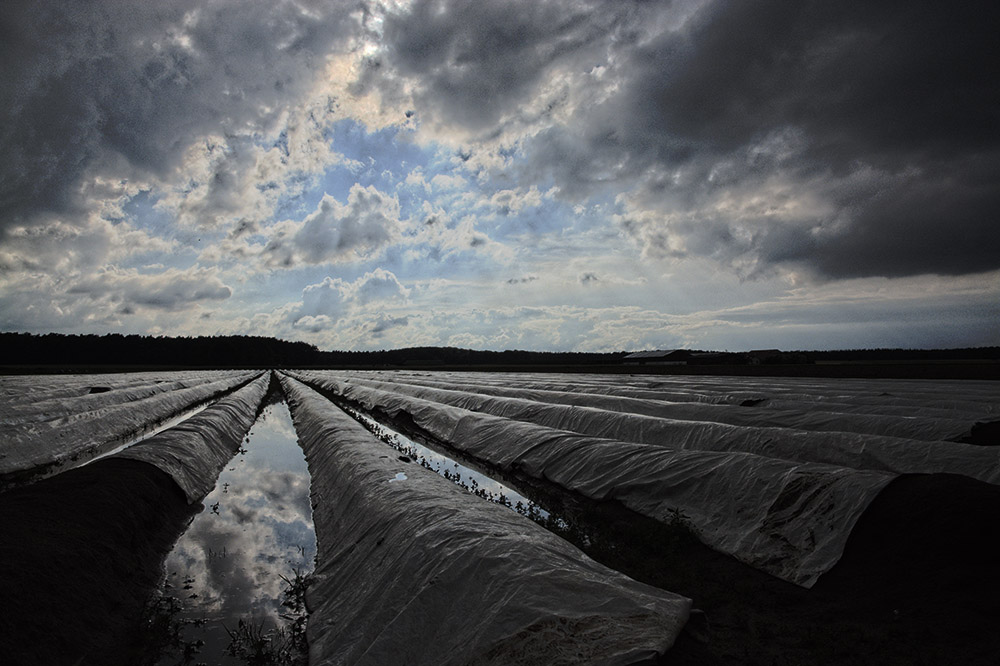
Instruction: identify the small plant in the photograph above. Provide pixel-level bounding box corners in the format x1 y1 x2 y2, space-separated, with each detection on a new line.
223 570 312 665
665 506 698 536
133 594 206 665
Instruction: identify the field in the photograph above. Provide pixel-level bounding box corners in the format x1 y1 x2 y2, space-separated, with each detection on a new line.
1 369 998 665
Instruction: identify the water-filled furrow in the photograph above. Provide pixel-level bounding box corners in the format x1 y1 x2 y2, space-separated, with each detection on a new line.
147 399 315 666
342 404 569 530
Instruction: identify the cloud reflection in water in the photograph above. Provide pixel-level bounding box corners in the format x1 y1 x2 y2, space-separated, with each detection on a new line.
156 401 314 664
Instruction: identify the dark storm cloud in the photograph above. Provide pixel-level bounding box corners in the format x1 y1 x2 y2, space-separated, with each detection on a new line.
758 165 1000 278
606 0 1000 278
614 2 999 167
0 0 357 231
374 0 624 131
377 0 1000 279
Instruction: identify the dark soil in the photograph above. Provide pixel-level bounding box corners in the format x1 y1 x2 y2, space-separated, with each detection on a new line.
0 458 198 666
583 473 1000 666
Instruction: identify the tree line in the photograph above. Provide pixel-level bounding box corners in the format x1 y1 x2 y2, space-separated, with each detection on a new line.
1 332 996 371
0 333 627 369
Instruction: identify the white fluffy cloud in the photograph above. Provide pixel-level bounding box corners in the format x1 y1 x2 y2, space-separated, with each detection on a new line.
286 268 410 333
262 185 402 268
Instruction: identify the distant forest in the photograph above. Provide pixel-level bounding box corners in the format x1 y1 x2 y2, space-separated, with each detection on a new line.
0 332 627 368
1 332 998 371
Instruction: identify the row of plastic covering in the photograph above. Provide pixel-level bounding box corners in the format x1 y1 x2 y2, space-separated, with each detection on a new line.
302 372 1000 483
338 372 993 442
367 370 999 420
0 370 261 485
0 370 242 420
279 374 691 665
288 371 996 587
116 374 271 502
0 373 272 665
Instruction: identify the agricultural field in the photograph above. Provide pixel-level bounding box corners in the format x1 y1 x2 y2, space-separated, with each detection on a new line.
1 370 999 665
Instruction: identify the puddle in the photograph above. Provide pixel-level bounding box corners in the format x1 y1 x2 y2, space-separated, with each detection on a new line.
148 400 315 666
346 407 567 529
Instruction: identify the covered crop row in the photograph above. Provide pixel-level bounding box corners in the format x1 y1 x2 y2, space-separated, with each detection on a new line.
116 373 271 502
0 370 261 488
0 372 238 426
0 373 271 664
346 372 981 441
290 372 898 587
295 372 1000 483
0 370 240 413
372 370 999 419
279 374 692 665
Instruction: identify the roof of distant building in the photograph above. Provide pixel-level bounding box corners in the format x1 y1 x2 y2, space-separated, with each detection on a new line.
623 349 690 359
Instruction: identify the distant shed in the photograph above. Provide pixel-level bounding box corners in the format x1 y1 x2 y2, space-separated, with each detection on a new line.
623 350 692 365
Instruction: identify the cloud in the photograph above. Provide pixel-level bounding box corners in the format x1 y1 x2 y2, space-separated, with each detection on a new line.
370 314 409 337
291 314 336 334
368 0 1000 280
405 214 515 267
373 0 616 134
298 278 351 323
0 0 357 232
429 173 468 191
287 267 410 332
477 186 545 217
353 267 411 304
263 185 402 267
0 218 163 276
66 266 232 310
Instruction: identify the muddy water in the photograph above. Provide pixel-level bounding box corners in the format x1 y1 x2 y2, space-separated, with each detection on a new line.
151 400 315 665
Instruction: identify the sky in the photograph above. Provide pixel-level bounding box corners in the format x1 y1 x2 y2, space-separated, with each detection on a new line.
1 0 998 353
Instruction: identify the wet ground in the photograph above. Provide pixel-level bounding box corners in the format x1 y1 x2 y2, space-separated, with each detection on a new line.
150 400 315 665
2 371 999 665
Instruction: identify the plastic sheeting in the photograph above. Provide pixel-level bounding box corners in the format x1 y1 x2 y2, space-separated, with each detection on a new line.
0 370 224 407
279 375 692 665
0 371 238 424
116 374 270 502
289 372 894 587
365 371 999 419
349 373 981 442
304 372 1000 484
0 371 259 485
